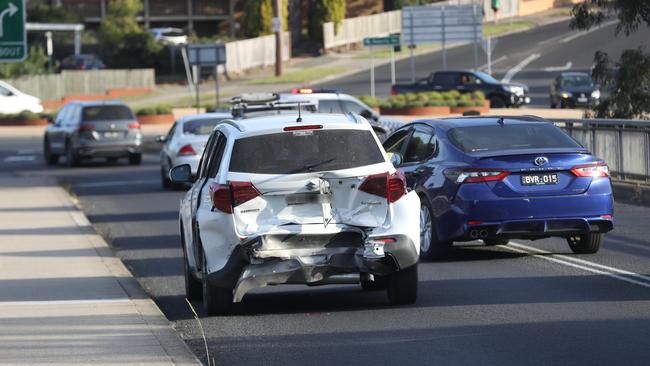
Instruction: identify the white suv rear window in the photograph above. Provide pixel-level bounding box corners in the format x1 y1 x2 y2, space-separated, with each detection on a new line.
229 129 384 174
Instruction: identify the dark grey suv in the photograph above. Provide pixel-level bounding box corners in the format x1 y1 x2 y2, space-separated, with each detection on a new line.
43 101 142 166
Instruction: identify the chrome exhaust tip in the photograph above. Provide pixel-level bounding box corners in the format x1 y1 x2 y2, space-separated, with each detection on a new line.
479 229 489 239
469 230 479 239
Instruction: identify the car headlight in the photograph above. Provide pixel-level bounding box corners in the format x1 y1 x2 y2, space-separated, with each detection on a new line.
591 90 601 99
504 85 524 96
561 91 572 99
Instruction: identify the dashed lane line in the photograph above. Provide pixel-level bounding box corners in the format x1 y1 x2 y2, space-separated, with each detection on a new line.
500 241 650 289
74 179 159 188
501 53 541 83
0 298 131 306
559 20 618 44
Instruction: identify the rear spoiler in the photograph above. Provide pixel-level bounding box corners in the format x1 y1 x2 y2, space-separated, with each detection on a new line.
469 147 590 159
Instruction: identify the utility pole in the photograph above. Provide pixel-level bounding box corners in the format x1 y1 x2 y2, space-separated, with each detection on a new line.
273 0 283 76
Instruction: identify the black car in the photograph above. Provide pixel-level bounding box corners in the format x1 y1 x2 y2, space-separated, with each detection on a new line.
550 72 600 108
60 54 106 71
391 70 530 108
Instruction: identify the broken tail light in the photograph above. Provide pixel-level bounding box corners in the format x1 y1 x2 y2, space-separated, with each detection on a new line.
359 171 406 203
209 181 261 214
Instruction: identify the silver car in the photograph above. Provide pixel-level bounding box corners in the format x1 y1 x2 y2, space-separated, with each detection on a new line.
158 113 232 189
43 101 142 167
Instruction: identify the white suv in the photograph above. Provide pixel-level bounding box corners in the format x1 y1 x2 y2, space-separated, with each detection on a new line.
169 113 420 315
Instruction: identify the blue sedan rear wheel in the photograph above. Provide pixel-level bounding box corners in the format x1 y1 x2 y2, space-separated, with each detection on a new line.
419 198 452 260
567 233 603 254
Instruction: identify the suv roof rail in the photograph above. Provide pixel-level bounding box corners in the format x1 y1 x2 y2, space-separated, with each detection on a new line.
218 119 245 132
230 93 318 118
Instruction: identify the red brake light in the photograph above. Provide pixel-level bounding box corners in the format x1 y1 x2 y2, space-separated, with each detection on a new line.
445 169 510 183
284 124 323 131
570 162 609 177
209 183 232 214
178 144 196 156
390 87 397 96
359 171 406 203
468 220 483 225
78 124 94 132
128 121 140 129
231 181 261 207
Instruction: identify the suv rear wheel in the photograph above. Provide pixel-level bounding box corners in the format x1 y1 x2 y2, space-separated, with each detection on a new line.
386 264 417 305
202 252 233 315
128 153 142 165
65 142 79 167
419 198 452 260
489 95 506 108
43 138 59 165
567 233 603 254
182 235 202 301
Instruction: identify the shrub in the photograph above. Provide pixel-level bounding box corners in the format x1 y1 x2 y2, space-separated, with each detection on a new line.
0 111 42 121
136 107 157 116
426 99 446 107
404 93 418 103
416 93 429 105
427 91 443 101
156 105 173 115
357 95 380 108
471 91 486 102
445 99 458 107
457 100 474 107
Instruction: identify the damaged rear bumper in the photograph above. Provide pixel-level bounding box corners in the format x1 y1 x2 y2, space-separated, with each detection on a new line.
206 233 418 302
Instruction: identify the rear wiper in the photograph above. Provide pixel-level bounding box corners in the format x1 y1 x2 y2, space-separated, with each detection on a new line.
288 158 336 173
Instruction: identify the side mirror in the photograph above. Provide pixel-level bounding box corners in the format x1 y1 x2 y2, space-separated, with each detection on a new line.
47 116 54 124
169 164 193 183
386 152 402 167
155 135 167 143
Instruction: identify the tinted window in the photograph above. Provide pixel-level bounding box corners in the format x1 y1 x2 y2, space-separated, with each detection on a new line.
82 106 134 122
474 71 499 84
561 74 593 87
448 124 582 153
230 129 384 174
383 129 410 155
318 100 343 113
183 118 227 135
432 72 458 85
404 129 435 163
0 85 11 96
342 100 367 114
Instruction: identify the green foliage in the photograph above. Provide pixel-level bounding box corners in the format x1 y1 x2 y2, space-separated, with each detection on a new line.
383 91 485 108
27 4 82 23
0 46 49 78
570 0 650 36
385 0 435 10
471 91 486 101
136 105 173 116
309 0 346 41
99 0 143 46
591 49 650 119
109 32 163 69
0 111 43 121
242 0 289 37
357 95 380 108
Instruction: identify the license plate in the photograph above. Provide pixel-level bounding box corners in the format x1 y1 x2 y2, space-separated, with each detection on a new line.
577 97 588 103
104 131 121 138
521 173 559 186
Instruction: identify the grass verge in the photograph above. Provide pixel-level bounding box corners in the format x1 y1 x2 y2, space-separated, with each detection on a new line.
246 67 347 85
484 20 536 37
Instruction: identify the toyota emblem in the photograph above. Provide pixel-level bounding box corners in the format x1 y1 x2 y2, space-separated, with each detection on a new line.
534 156 549 166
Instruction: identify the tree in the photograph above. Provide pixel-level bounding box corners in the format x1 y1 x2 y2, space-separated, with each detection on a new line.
99 0 144 46
27 4 82 23
0 46 50 78
242 0 289 38
571 0 650 119
308 0 346 42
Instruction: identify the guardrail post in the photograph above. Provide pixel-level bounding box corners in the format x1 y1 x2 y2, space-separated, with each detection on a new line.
618 127 624 180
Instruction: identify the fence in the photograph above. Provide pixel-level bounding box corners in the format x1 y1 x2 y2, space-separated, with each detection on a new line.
323 10 401 51
2 69 155 101
558 119 650 183
225 32 290 75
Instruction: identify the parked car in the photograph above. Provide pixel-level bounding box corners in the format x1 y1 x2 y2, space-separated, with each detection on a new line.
391 70 530 108
280 89 404 139
43 101 142 167
157 113 232 189
169 112 421 315
149 27 188 45
60 54 106 70
0 80 43 114
383 116 613 260
550 72 601 108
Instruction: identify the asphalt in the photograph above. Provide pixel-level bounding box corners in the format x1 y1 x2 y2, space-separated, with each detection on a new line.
316 19 650 106
2 128 650 365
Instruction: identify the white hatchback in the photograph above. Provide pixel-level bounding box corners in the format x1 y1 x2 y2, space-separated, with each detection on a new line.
170 113 421 315
0 81 43 114
158 113 232 189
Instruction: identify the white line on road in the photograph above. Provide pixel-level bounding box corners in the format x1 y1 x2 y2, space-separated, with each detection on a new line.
543 61 573 72
74 179 159 188
501 53 540 83
559 20 618 43
0 298 131 306
478 55 508 71
3 155 36 163
500 242 650 289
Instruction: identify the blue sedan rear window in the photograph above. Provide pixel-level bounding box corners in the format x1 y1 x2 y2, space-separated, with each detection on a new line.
448 123 581 153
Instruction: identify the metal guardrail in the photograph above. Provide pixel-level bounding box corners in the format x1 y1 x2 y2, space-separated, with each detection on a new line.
554 119 650 183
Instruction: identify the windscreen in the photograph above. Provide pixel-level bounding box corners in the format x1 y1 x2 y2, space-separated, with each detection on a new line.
229 129 384 174
448 123 582 153
183 118 226 135
561 74 593 87
82 106 134 122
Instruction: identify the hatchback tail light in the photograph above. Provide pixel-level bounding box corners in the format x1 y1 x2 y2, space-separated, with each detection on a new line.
444 168 510 183
570 162 609 177
128 121 140 129
359 171 406 203
178 144 196 156
209 181 261 214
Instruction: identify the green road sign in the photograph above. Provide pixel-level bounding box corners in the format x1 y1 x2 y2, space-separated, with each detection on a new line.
363 35 400 47
0 0 26 62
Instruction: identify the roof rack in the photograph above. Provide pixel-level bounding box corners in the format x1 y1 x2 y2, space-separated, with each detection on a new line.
230 93 317 118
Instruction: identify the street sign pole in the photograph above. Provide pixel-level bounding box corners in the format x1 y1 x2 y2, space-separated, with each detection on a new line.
487 37 492 74
441 6 447 70
409 7 415 82
390 46 395 86
370 45 375 98
215 64 220 109
362 35 400 94
0 0 27 62
473 4 479 70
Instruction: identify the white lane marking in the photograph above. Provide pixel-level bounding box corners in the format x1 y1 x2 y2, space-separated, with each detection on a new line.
559 20 618 43
3 155 36 162
501 53 540 83
543 61 573 72
500 242 650 289
74 179 159 188
0 298 130 306
478 55 508 71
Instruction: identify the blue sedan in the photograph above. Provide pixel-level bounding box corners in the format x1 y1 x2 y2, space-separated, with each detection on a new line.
383 116 614 260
